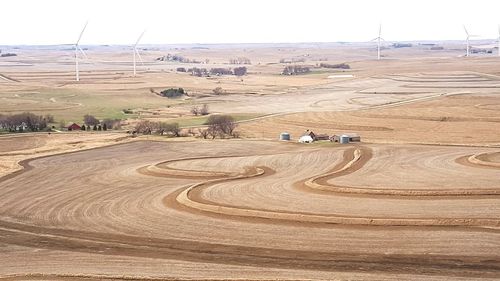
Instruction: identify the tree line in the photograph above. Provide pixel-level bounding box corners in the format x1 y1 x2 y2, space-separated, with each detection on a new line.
134 120 181 136
282 65 311 75
133 114 238 139
82 114 121 129
185 67 247 77
0 112 53 132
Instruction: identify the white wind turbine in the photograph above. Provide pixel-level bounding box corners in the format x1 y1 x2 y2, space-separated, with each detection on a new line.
497 25 500 57
371 24 384 60
463 25 478 57
133 30 145 77
74 21 88 81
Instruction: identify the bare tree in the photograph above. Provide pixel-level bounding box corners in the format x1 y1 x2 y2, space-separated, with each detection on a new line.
191 106 200 116
205 114 237 138
212 87 224 95
164 122 180 137
44 114 55 123
135 120 156 135
234 66 247 76
154 122 181 136
198 128 209 139
84 114 99 126
59 119 66 129
200 104 209 115
102 118 122 130
207 126 218 139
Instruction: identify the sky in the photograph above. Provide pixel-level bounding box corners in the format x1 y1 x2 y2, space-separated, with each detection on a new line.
1 0 499 45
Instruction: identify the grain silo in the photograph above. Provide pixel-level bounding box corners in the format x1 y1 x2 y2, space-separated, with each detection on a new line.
279 132 291 141
340 134 350 144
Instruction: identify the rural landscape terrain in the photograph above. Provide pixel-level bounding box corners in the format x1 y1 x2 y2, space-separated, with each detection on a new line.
1 40 500 280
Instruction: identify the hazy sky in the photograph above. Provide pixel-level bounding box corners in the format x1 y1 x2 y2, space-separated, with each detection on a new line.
1 0 499 45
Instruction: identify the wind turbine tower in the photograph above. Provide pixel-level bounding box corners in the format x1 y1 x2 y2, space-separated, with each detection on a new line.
133 30 145 77
463 25 478 57
497 25 500 57
372 24 384 60
75 22 88 81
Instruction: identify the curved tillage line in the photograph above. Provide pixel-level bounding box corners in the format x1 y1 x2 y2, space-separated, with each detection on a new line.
137 156 240 179
170 159 500 228
0 273 312 281
136 151 315 180
2 142 500 278
1 220 500 278
303 147 500 196
467 152 500 169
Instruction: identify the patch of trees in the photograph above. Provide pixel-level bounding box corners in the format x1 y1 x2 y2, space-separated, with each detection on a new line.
156 53 201 63
0 112 51 132
471 48 493 54
102 118 122 130
123 109 134 114
134 120 180 136
198 115 238 139
210 68 233 76
279 57 306 63
430 46 444 50
212 87 224 95
84 114 100 126
319 63 350 69
282 65 311 75
80 114 121 130
158 88 187 98
0 53 17 57
188 67 247 77
229 57 251 64
392 43 413 48
191 104 209 116
189 67 209 77
234 66 247 76
176 67 186 72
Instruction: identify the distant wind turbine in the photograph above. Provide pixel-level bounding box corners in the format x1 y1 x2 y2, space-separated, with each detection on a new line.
497 25 500 57
371 24 384 60
463 25 478 57
133 30 145 77
75 22 88 81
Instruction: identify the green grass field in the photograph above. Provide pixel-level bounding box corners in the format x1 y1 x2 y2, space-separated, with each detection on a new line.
0 88 189 123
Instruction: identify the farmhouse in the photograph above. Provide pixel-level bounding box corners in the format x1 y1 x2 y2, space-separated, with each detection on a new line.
299 135 314 143
67 123 81 131
15 122 28 132
303 130 316 140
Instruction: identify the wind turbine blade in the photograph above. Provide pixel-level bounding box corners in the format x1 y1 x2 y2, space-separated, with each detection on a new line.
78 46 88 60
379 23 382 37
498 24 500 37
463 25 469 36
76 21 88 45
134 30 146 47
370 37 380 42
135 48 144 66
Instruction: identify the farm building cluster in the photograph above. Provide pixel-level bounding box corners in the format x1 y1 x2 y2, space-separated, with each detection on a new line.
280 130 360 144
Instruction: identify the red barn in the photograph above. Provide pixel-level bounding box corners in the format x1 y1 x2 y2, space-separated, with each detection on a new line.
67 123 81 131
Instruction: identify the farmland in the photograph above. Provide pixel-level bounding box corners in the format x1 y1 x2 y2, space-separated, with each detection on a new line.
1 42 500 280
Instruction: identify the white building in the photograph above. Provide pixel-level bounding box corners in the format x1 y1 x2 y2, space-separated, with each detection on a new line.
298 135 313 143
